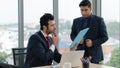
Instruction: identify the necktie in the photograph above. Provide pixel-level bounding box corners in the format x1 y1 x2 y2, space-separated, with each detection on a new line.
46 36 50 48
83 19 88 39
83 19 88 29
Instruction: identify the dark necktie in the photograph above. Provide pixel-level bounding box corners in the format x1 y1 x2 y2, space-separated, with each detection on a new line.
46 36 50 48
83 19 88 39
83 19 88 29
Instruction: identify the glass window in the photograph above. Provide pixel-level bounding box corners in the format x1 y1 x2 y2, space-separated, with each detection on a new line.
24 0 53 47
0 0 18 64
58 0 82 53
102 0 120 68
59 0 82 43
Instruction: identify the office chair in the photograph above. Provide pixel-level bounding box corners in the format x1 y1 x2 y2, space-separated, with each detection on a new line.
12 48 27 68
0 63 18 68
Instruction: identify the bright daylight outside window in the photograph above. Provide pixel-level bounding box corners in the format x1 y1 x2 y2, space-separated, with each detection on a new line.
0 0 18 64
0 0 53 65
24 0 53 47
58 0 82 53
101 0 120 68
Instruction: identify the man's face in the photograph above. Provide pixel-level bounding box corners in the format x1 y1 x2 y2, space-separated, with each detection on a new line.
80 6 91 18
47 20 56 34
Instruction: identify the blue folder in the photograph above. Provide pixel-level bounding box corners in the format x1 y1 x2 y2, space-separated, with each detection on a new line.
70 28 89 48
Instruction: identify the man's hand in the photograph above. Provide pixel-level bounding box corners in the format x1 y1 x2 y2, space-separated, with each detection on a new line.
86 39 92 47
80 38 84 44
52 33 58 46
70 43 78 51
88 56 92 60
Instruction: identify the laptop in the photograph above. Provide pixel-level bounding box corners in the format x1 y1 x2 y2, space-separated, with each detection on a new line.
59 50 85 68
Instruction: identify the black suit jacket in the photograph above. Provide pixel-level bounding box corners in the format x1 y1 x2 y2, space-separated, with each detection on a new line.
24 31 61 68
70 14 108 63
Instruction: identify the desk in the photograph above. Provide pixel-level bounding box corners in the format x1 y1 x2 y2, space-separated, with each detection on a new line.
31 63 115 68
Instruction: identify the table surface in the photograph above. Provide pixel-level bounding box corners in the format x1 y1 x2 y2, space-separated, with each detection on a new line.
31 63 115 68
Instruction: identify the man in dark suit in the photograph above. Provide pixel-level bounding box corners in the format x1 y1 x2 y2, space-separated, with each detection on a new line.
24 13 78 68
70 0 108 64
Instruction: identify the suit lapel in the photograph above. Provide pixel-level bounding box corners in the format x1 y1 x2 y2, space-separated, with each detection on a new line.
35 31 49 48
87 15 95 29
77 18 84 32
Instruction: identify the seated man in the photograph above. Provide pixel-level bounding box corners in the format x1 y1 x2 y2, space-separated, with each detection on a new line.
24 13 78 68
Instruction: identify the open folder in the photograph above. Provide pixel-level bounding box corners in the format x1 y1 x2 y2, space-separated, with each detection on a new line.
70 28 89 48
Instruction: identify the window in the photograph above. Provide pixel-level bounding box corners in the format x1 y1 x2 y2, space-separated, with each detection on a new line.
0 0 18 64
58 0 82 53
24 0 53 47
59 0 82 44
102 0 120 67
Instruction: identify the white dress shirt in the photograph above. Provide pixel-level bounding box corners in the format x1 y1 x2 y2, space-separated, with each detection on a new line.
41 30 55 52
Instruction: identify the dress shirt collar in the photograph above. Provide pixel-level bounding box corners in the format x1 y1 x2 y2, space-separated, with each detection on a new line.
83 13 92 20
41 30 47 38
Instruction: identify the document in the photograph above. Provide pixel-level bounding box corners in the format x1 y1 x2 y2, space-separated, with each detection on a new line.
70 28 89 48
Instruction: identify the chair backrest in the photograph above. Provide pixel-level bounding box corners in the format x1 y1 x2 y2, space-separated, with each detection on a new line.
0 63 18 68
12 48 27 68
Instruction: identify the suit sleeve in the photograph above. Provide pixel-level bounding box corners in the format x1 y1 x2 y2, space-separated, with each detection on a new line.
53 48 61 63
92 18 108 47
70 19 77 41
49 37 61 63
28 35 54 64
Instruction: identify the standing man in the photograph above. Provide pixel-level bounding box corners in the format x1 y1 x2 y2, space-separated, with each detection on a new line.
24 13 77 67
70 0 108 64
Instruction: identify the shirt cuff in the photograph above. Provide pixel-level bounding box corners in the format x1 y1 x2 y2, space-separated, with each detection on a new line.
49 44 55 52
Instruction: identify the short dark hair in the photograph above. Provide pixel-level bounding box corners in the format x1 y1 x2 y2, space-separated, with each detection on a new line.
40 13 54 30
79 0 91 8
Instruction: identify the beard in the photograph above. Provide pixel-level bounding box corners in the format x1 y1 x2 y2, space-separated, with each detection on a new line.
47 29 56 34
